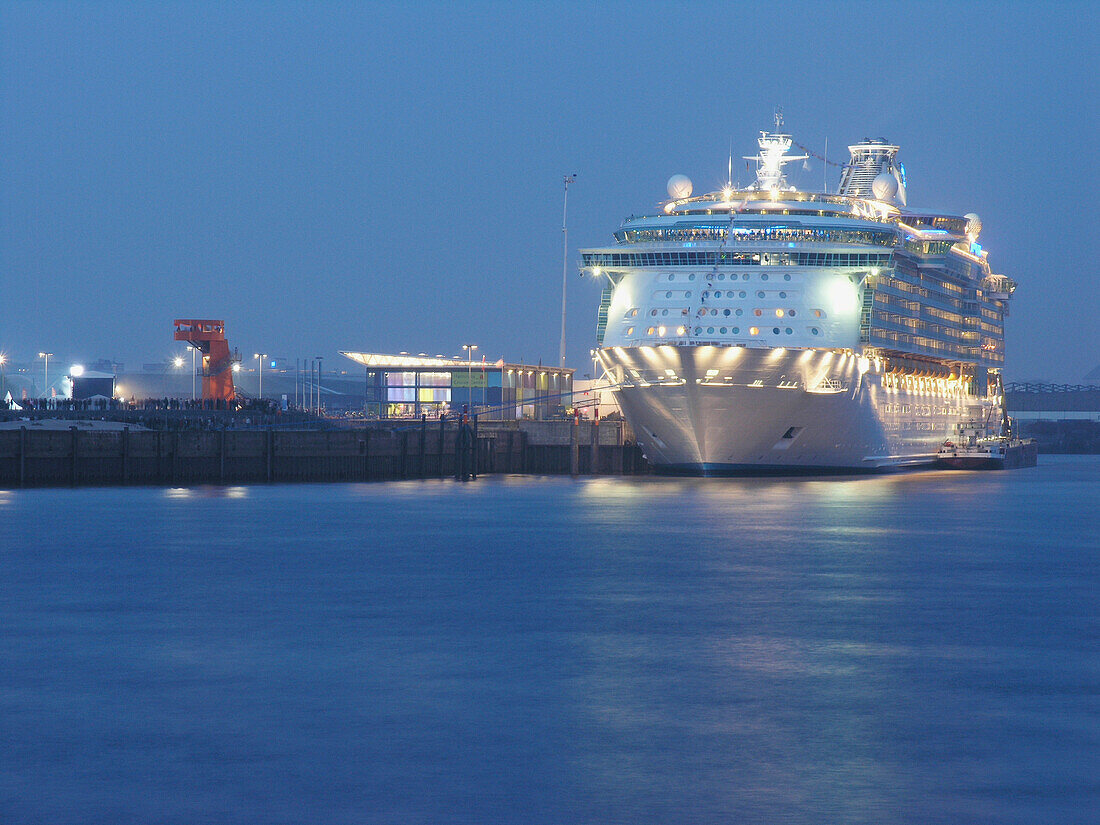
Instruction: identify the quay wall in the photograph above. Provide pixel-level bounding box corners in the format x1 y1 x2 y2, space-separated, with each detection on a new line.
0 420 650 488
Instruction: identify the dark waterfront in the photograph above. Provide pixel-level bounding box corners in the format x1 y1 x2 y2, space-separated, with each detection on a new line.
1 457 1097 824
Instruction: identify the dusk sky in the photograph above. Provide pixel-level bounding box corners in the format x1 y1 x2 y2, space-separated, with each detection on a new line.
2 1 1097 380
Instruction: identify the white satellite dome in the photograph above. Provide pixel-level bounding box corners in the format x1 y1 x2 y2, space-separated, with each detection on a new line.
964 213 982 238
666 174 693 200
872 170 898 201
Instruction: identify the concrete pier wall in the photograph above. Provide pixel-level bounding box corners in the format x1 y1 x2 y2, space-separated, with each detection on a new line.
0 420 649 488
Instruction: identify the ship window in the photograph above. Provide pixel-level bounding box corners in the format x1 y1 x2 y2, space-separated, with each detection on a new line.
757 291 765 298
813 309 824 318
668 274 674 281
749 327 759 335
651 309 658 316
711 309 717 316
626 327 634 336
785 328 793 335
784 274 792 281
733 327 740 334
689 274 696 280
779 292 787 299
720 327 727 333
789 310 796 316
754 309 763 317
782 426 802 439
761 274 769 281
739 291 747 298
723 309 731 316
773 327 781 335
742 274 749 280
686 291 691 298
707 327 714 334
661 309 668 316
666 291 672 298
776 309 784 317
628 308 638 317
647 326 656 335
714 291 721 298
718 274 725 280
694 327 702 334
811 328 819 335
736 309 743 316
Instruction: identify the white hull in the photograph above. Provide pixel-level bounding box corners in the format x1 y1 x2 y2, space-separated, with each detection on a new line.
602 345 998 473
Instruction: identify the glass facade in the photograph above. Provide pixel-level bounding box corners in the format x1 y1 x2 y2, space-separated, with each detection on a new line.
354 362 573 420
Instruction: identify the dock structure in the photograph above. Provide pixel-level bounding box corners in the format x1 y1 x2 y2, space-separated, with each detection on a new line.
0 418 648 488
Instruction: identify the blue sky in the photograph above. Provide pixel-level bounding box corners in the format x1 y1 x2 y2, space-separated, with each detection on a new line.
1 1 1096 379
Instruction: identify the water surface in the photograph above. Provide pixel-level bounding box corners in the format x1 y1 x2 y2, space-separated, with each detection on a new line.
2 458 1097 823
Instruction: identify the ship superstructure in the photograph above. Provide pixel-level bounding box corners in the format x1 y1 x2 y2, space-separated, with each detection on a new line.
583 126 1015 472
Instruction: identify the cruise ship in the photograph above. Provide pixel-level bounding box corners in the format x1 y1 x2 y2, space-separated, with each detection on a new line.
583 122 1016 473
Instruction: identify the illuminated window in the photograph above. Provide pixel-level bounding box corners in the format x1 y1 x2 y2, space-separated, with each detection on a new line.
626 327 634 336
754 309 763 317
647 326 656 335
775 309 784 317
813 309 824 318
750 327 759 335
658 326 666 335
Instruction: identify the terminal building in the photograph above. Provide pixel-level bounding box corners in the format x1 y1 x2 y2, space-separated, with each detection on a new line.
340 352 575 420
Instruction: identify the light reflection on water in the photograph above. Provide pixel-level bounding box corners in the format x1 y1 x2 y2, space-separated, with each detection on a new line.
0 456 1097 824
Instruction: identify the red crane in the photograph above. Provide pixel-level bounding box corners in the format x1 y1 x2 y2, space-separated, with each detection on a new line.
173 319 239 402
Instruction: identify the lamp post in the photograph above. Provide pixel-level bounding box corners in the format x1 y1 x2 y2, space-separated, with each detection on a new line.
560 173 575 369
186 345 197 400
254 353 267 400
38 352 53 403
315 355 323 414
0 353 6 403
462 343 477 414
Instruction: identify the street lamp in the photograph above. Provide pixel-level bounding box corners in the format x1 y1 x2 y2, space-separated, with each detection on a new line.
38 352 53 403
462 343 477 414
315 356 323 414
0 353 7 405
254 353 267 400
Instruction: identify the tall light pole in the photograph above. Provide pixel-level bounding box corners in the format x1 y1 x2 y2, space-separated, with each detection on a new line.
186 345 197 400
254 353 267 400
462 343 477 414
38 352 53 402
315 355 323 414
0 353 6 402
560 173 575 369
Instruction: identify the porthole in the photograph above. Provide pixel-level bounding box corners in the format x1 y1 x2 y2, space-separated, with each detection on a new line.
723 309 731 316
773 327 780 335
775 309 784 318
757 290 765 298
784 274 791 281
742 274 749 280
662 309 669 316
761 274 769 281
754 309 763 317
668 274 675 281
779 291 787 299
694 326 702 334
689 274 696 281
749 327 759 335
789 310 796 317
651 309 658 316
647 326 656 335
735 308 743 316
813 309 824 318
718 274 725 280
739 290 747 298
707 327 715 334
732 327 740 334
720 327 727 333
811 328 819 335
714 291 721 298
785 328 793 335
626 327 634 336
666 291 673 298
686 291 692 298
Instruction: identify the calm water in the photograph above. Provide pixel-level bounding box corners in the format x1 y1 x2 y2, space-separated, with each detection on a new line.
1 457 1097 824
